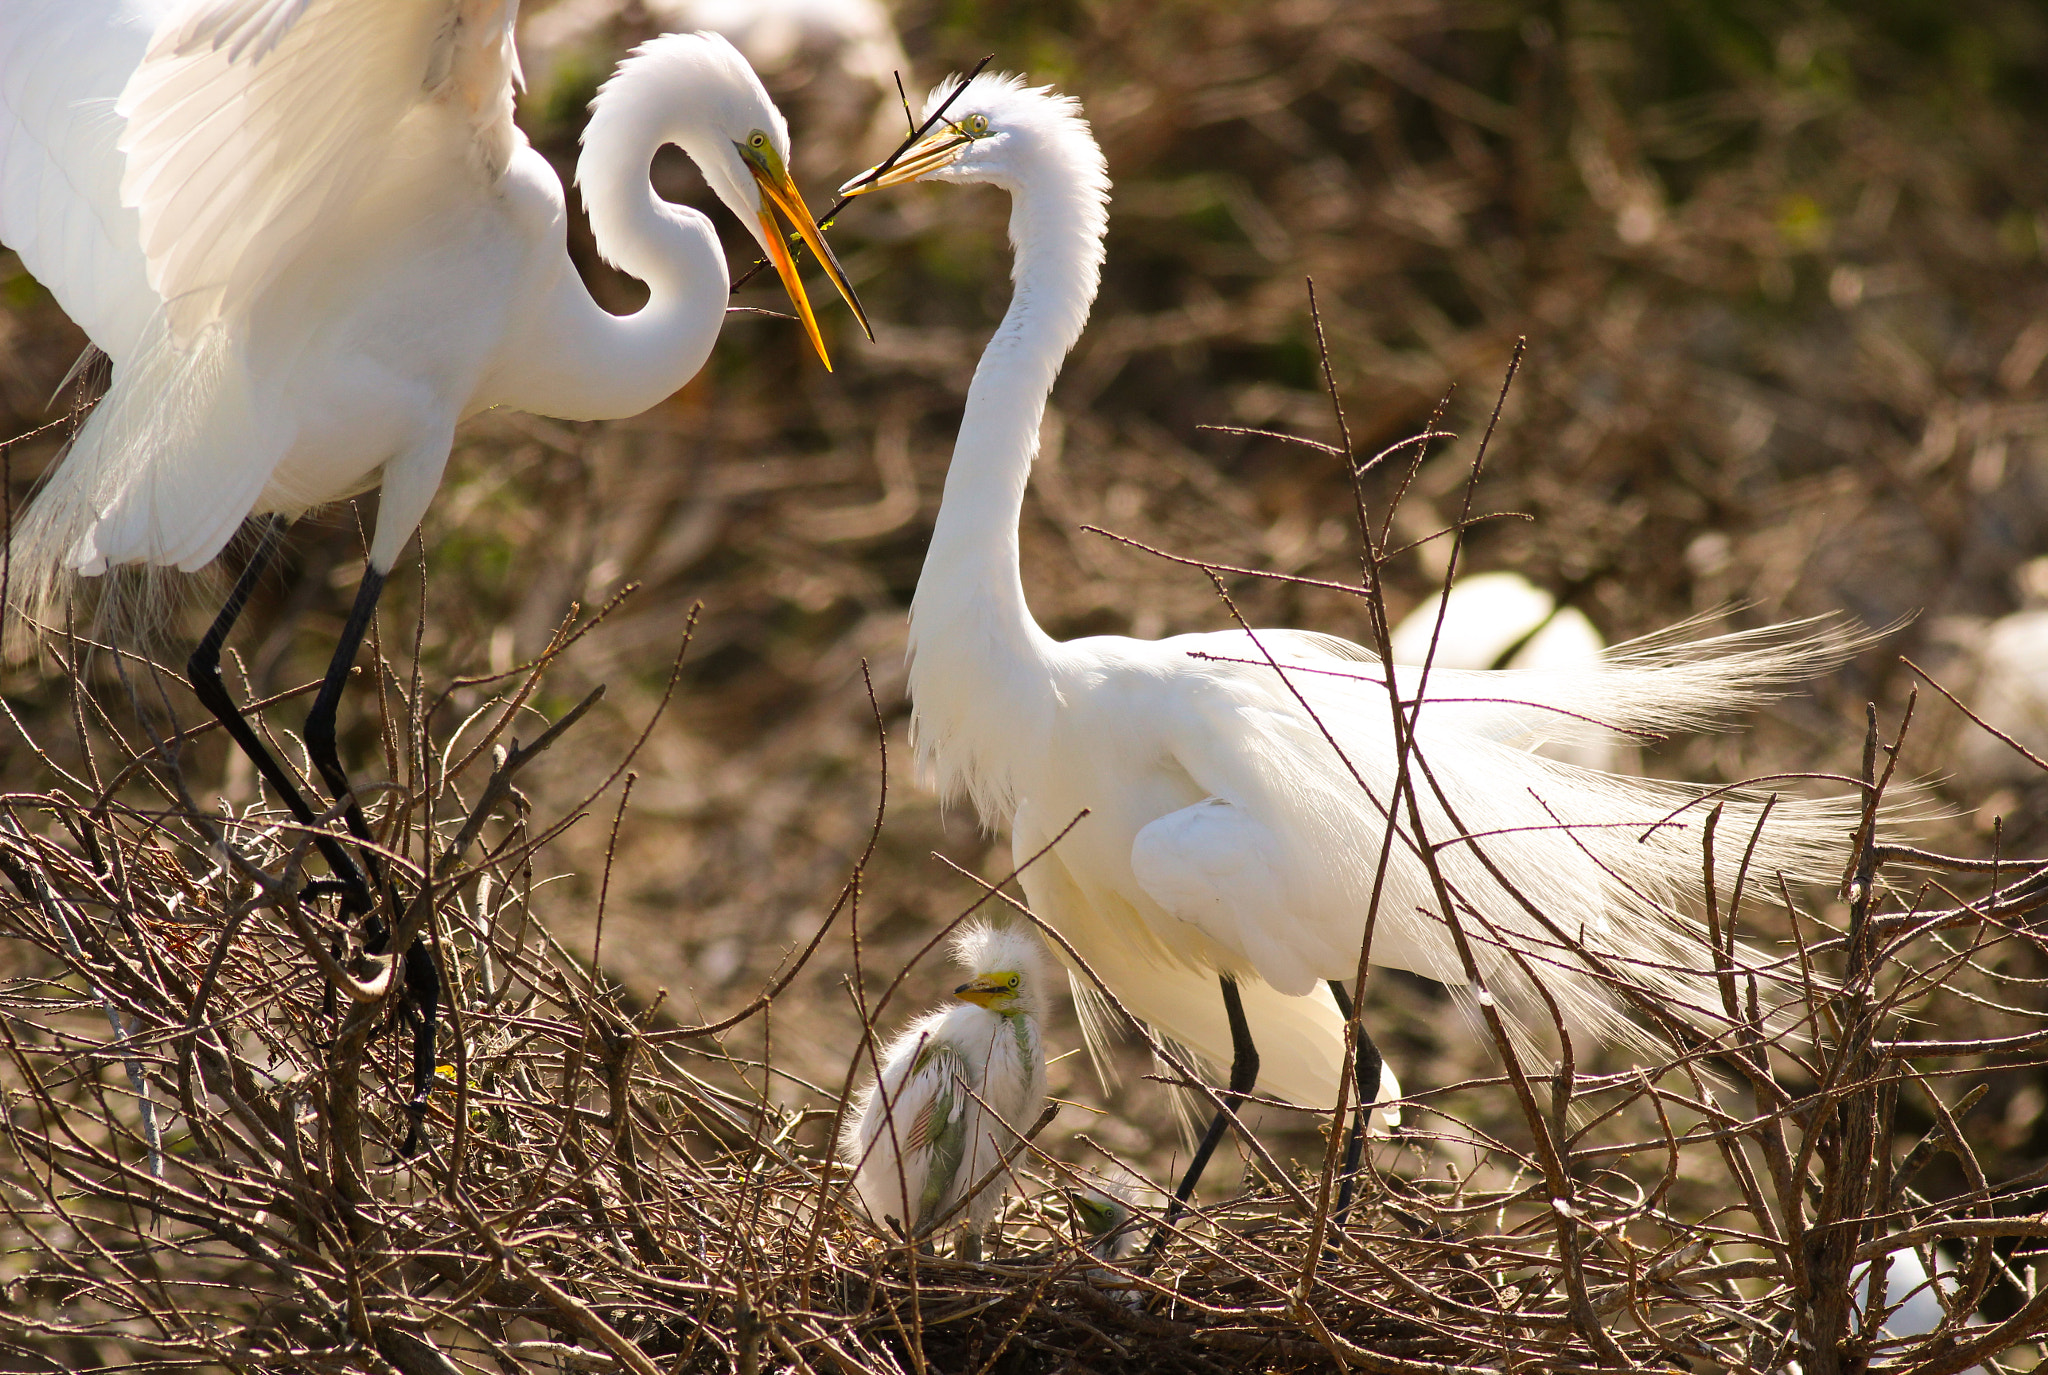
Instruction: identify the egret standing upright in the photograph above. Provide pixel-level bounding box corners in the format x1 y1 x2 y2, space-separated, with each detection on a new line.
843 74 1860 1216
1 0 867 1146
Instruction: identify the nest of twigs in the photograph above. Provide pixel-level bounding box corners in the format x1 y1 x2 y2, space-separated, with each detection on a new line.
7 366 2048 1375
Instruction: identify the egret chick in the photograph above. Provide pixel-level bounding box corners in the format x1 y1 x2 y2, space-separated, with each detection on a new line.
1070 1176 1149 1262
844 923 1049 1259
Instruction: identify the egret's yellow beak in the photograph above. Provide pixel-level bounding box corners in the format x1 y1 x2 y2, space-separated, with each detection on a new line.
954 973 1015 1008
744 154 873 369
838 127 974 198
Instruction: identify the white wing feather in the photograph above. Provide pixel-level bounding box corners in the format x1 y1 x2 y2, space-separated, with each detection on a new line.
1145 623 1857 1060
118 0 521 342
1021 813 1401 1123
4 0 526 614
0 0 167 362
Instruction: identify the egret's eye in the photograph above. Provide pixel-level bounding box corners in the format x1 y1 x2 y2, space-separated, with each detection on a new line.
962 113 991 137
1006 974 1020 989
749 131 769 150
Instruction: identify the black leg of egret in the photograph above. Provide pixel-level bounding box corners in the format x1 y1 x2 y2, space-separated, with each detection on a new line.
304 564 388 855
186 516 373 911
1152 976 1260 1250
301 562 441 1156
1327 977 1385 1229
191 540 437 1155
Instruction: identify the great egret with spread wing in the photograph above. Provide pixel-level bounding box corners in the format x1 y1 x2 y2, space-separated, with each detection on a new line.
0 0 867 1146
844 74 1860 1217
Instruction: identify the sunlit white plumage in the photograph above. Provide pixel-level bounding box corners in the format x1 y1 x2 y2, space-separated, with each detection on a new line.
1 0 861 620
844 75 1861 1145
843 923 1049 1250
1390 570 1623 771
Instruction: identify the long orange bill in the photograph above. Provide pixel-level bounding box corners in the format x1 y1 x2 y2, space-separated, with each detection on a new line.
748 161 873 370
839 128 973 198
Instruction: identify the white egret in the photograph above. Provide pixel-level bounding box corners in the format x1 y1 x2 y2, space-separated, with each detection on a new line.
843 922 1049 1259
1070 1175 1150 1263
1 0 866 1146
1390 570 1623 771
843 74 1860 1213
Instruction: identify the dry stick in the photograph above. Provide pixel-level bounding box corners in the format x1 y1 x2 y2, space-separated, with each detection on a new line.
447 1184 665 1375
0 815 164 1180
1279 292 1459 1273
326 684 604 1203
591 772 637 972
1154 350 1561 1291
794 663 894 1304
651 666 881 1053
1797 701 1914 1375
1334 346 1635 1369
1903 654 2048 776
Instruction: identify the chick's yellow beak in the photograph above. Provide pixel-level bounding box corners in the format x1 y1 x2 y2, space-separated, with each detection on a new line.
954 974 1011 1008
838 127 973 198
746 157 873 369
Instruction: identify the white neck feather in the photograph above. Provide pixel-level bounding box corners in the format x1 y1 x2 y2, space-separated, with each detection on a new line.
489 67 732 421
908 136 1108 815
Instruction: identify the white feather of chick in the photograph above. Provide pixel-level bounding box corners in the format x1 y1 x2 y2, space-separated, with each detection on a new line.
842 923 1050 1239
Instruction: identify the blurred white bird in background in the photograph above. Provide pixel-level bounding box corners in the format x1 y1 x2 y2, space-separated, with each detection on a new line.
1389 570 1626 772
1929 556 2048 787
522 0 910 164
0 0 866 1148
844 923 1049 1259
843 74 1863 1220
1843 1246 1987 1375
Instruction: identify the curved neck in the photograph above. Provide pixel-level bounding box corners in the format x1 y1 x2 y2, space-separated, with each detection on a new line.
908 151 1107 807
495 109 730 421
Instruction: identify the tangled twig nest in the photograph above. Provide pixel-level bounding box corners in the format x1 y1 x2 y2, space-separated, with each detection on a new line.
6 397 2048 1374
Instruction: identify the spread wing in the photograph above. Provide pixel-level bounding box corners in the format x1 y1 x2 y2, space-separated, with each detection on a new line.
0 0 167 362
117 0 523 342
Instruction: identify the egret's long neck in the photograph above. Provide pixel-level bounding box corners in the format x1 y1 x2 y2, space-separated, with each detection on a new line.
491 102 729 421
909 141 1107 811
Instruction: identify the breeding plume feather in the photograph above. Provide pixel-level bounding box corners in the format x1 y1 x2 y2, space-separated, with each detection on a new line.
843 923 1049 1256
842 72 1872 1206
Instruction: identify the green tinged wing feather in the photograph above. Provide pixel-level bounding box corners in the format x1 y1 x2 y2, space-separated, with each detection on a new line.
912 1042 969 1233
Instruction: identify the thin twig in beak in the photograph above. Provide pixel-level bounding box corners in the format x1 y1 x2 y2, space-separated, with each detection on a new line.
728 55 994 297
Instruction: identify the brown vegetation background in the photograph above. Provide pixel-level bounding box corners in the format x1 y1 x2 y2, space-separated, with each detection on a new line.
5 0 2048 1354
